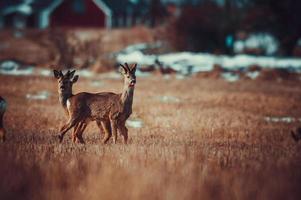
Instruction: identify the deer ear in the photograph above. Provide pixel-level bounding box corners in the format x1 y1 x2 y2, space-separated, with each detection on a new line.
131 63 137 73
53 70 62 79
119 64 128 74
72 75 79 83
67 70 76 79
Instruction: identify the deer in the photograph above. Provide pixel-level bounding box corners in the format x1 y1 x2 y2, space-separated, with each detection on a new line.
56 63 137 144
53 70 106 143
0 96 7 142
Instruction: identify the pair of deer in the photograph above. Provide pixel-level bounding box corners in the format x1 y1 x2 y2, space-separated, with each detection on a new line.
53 63 137 144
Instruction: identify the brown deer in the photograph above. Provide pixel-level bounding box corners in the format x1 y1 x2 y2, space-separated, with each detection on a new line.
54 69 82 143
0 96 7 142
53 70 106 143
57 63 136 144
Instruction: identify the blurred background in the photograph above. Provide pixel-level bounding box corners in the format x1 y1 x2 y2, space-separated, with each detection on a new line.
0 0 301 78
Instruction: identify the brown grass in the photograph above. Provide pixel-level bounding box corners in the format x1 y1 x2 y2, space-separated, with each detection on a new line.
0 74 301 200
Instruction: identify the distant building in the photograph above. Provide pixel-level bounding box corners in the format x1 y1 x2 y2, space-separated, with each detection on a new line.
51 0 112 28
0 0 151 29
103 0 149 27
0 0 62 29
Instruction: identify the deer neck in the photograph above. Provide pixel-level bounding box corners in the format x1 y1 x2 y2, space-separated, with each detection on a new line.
59 90 72 109
120 82 135 116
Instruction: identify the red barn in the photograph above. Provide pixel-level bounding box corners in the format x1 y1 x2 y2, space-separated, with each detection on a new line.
51 0 112 28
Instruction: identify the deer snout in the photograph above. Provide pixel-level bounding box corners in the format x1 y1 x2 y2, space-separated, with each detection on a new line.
129 79 136 86
129 79 136 87
60 85 65 90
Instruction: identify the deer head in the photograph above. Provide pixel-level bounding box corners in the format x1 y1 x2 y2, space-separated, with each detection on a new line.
119 63 137 87
53 70 79 94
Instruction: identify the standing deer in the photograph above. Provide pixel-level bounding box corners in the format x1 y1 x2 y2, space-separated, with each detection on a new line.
53 70 106 143
57 63 137 144
0 96 7 142
54 69 82 143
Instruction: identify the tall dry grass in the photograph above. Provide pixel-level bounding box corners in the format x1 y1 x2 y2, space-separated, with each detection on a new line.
0 74 301 200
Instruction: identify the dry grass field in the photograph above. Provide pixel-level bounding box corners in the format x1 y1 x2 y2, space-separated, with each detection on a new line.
0 73 301 200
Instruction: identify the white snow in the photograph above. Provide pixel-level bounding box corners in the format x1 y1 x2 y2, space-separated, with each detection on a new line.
2 42 301 82
26 91 50 100
117 51 156 65
0 60 34 76
116 50 301 76
0 66 34 76
120 42 161 54
76 69 94 78
157 96 180 103
233 40 245 53
264 116 301 123
246 71 260 79
135 70 151 77
38 69 52 77
221 72 240 82
234 32 279 55
90 80 104 87
126 119 143 128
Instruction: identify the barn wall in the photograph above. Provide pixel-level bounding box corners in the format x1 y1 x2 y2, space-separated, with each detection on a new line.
51 0 106 27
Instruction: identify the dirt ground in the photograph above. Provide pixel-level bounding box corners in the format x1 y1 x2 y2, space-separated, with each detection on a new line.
0 73 301 200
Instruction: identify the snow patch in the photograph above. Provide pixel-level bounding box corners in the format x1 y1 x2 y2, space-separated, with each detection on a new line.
135 70 151 77
37 69 52 77
0 66 34 76
26 91 50 100
157 96 180 103
264 116 301 123
126 119 143 128
116 43 301 76
90 80 104 87
0 60 34 76
234 33 279 55
246 71 260 79
76 70 94 78
221 72 239 82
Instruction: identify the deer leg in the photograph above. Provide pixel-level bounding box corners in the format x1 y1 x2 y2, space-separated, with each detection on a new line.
97 120 112 138
102 120 112 144
118 123 128 144
72 123 81 143
58 118 79 143
96 120 105 137
76 123 88 144
110 119 118 144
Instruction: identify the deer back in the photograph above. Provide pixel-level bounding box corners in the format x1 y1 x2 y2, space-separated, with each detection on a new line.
66 92 123 121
